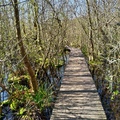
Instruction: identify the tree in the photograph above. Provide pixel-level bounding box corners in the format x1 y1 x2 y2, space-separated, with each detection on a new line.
13 0 38 93
86 0 95 60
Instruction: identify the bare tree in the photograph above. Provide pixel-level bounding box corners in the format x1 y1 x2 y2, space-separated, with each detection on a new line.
13 0 38 93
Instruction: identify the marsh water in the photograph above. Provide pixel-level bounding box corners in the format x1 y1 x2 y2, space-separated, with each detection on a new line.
0 55 69 120
93 74 115 120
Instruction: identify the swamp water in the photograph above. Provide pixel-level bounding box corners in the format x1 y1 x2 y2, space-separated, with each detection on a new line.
0 55 69 120
93 74 116 120
84 56 116 120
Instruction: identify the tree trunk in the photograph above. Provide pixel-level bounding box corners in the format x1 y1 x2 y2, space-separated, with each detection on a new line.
86 0 95 60
13 0 38 93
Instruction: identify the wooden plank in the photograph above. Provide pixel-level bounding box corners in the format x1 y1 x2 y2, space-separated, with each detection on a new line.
51 48 107 120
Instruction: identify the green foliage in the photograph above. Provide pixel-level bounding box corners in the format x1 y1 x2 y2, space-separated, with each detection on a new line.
56 59 64 68
10 100 18 110
20 115 32 120
88 60 103 74
9 89 29 112
51 58 64 68
32 84 53 111
89 60 102 66
111 90 119 100
18 108 26 115
35 55 65 69
81 45 88 57
1 81 53 118
4 90 30 117
1 100 10 106
8 74 20 83
8 72 30 83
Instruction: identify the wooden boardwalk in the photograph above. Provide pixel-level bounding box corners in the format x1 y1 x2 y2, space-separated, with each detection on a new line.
50 48 107 120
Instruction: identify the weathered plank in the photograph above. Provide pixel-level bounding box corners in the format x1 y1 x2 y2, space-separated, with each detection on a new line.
51 48 107 120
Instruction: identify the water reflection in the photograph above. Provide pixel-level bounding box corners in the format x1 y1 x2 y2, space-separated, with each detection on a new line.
0 54 69 119
0 72 9 102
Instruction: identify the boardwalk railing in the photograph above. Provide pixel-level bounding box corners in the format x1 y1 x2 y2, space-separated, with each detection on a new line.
51 48 107 120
